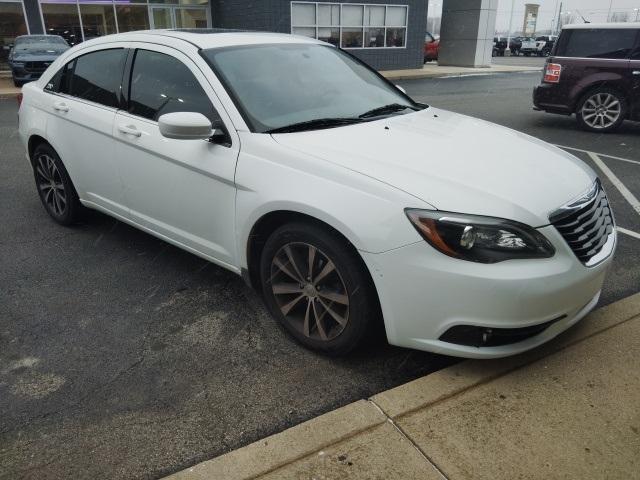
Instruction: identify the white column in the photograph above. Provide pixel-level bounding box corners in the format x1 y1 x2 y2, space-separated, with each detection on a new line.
438 0 498 67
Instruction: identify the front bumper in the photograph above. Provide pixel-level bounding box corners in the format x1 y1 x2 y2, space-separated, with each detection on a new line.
361 225 615 358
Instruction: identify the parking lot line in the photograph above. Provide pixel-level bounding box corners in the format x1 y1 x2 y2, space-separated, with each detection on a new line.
585 151 640 216
617 227 640 241
557 145 640 167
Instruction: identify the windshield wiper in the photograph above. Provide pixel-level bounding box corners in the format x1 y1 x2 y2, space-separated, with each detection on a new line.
358 103 418 119
265 117 364 134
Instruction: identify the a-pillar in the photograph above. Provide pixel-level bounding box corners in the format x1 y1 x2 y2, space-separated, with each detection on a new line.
438 0 498 67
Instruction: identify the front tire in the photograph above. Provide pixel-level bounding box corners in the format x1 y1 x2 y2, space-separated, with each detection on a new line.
260 222 380 356
576 88 626 133
32 143 82 225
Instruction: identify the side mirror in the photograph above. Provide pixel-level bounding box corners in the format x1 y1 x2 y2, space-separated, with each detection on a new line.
158 112 212 140
395 84 407 94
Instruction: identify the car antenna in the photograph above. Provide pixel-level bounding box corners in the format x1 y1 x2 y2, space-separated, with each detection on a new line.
574 9 591 23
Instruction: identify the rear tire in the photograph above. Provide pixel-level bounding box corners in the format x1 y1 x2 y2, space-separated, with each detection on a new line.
32 143 83 225
576 88 626 133
260 222 380 356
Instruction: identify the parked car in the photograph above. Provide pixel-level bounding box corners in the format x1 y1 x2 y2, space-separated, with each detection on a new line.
424 32 439 62
509 36 527 56
8 35 69 86
19 31 615 358
493 37 508 56
535 35 558 56
533 23 640 132
520 36 539 56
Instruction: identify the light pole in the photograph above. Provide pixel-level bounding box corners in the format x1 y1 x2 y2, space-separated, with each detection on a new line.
506 0 515 55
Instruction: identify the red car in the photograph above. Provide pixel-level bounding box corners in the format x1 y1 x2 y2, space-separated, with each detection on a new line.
424 32 440 62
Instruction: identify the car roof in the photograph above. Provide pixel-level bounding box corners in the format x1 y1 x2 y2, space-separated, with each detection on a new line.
81 29 325 50
563 22 640 30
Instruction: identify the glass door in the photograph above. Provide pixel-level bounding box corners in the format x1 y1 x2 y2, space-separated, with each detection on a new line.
174 8 209 29
150 6 175 29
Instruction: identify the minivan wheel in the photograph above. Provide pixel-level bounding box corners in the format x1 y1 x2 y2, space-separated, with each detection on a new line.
260 222 379 356
32 143 82 225
576 88 626 133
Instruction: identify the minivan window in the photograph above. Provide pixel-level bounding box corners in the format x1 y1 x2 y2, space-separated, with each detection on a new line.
556 29 638 59
128 49 218 123
67 49 126 108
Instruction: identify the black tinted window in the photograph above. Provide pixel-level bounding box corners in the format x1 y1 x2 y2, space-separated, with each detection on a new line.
68 49 126 107
45 62 73 93
556 29 637 59
128 49 218 123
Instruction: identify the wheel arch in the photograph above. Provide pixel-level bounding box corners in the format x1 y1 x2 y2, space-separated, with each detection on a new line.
571 77 627 112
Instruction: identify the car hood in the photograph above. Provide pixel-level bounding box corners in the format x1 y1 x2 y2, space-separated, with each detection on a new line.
13 48 67 62
272 108 596 227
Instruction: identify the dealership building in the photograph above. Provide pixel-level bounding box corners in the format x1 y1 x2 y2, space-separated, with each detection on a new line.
0 0 427 70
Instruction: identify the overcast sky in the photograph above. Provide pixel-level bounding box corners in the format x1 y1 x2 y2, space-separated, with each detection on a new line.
428 0 640 33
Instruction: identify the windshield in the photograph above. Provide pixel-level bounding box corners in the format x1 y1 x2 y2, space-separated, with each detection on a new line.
202 44 417 133
15 36 68 48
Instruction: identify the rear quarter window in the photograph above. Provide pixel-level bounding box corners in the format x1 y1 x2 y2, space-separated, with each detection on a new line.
555 28 638 59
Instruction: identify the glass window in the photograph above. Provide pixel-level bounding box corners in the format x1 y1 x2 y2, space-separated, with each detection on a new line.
364 6 385 26
292 27 315 38
318 4 339 26
385 6 407 26
80 4 117 40
558 29 638 59
0 2 28 66
318 27 339 46
385 27 405 47
149 0 179 3
45 60 74 94
291 3 315 25
175 8 209 28
203 44 414 133
365 27 384 48
291 2 408 49
41 3 83 46
128 49 218 123
342 5 363 26
69 49 126 107
116 5 150 32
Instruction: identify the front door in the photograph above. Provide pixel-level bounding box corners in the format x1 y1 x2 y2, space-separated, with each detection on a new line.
629 30 640 120
113 45 239 268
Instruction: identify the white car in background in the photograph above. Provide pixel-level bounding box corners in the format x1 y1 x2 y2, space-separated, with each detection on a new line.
18 30 615 358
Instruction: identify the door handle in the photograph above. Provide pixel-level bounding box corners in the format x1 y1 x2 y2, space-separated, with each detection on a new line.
118 124 142 137
53 101 69 112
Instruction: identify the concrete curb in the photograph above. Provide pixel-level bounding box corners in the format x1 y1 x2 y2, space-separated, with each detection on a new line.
380 65 543 81
164 292 640 480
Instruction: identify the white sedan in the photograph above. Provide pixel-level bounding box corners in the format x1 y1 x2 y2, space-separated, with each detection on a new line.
18 30 616 357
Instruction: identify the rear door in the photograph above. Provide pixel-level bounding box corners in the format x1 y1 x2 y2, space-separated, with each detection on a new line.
44 44 129 216
629 29 640 120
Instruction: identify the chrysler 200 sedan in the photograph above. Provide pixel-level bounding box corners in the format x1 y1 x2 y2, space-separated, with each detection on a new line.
18 30 616 358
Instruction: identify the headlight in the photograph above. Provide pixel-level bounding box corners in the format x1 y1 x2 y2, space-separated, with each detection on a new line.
405 209 555 263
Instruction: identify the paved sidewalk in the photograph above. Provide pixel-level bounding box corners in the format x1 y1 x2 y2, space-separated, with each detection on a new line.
166 292 640 480
381 62 543 81
0 77 19 96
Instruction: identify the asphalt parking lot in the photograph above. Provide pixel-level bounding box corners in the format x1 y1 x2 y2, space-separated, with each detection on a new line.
1 71 639 479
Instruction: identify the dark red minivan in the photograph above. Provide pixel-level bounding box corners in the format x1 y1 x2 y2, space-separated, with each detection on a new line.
533 23 640 132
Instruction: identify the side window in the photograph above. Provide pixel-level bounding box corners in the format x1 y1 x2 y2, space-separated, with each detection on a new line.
128 49 219 124
45 61 74 94
68 49 126 108
631 30 640 60
558 29 637 59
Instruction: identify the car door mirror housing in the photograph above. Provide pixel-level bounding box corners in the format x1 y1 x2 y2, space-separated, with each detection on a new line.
158 112 212 140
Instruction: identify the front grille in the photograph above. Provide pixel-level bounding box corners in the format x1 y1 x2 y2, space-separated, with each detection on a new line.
550 181 614 265
24 61 49 74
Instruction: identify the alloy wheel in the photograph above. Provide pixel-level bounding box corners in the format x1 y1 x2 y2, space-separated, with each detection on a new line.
269 242 349 341
35 153 67 216
581 93 621 130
